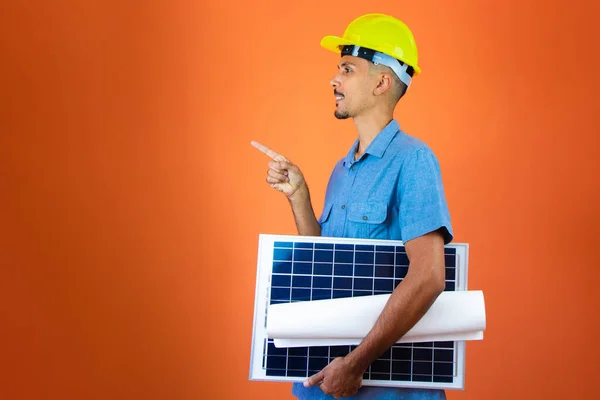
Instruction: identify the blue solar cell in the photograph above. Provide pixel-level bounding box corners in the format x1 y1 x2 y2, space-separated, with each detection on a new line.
445 254 456 265
309 357 328 370
271 274 291 287
395 251 410 266
292 275 311 288
312 289 332 300
291 288 311 301
333 277 352 289
288 356 308 370
273 248 292 261
377 245 395 252
334 251 354 263
294 242 313 249
333 289 352 298
288 347 308 356
371 359 391 373
335 244 354 251
375 266 394 278
313 262 332 276
267 356 287 369
270 288 290 302
266 368 286 376
356 244 374 251
333 264 353 276
414 374 433 382
392 360 411 374
292 275 312 289
395 266 409 278
314 250 333 262
315 243 334 250
274 241 293 248
293 262 312 275
313 276 332 288
355 251 375 264
273 261 292 274
355 265 374 277
414 349 433 362
392 347 412 361
287 369 307 377
294 249 313 262
392 374 412 381
354 278 373 290
375 252 394 265
374 278 394 291
309 347 329 357
413 361 433 375
434 362 453 376
434 349 454 362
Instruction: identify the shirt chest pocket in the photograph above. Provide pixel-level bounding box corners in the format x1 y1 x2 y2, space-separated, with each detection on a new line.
347 202 388 238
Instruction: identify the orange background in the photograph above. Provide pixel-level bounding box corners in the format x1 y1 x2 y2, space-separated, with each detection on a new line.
1 1 599 399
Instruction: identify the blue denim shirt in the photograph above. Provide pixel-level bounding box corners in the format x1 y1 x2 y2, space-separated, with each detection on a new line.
292 119 453 400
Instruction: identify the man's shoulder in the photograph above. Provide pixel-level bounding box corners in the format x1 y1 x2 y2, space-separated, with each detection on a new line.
387 130 437 161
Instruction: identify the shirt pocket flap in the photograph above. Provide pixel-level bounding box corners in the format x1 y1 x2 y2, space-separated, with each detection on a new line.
347 202 388 224
318 203 333 224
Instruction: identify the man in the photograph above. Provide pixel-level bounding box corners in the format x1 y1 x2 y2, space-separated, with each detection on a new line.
252 13 453 400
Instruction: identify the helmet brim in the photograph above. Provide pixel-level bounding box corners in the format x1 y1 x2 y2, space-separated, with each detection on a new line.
320 35 355 53
320 35 421 75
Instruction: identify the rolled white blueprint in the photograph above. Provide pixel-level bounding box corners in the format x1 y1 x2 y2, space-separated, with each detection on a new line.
266 290 486 347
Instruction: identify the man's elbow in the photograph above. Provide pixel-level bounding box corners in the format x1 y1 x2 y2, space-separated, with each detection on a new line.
429 262 446 296
432 272 446 295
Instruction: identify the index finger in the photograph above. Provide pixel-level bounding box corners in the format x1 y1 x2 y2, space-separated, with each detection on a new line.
251 140 287 161
304 370 325 387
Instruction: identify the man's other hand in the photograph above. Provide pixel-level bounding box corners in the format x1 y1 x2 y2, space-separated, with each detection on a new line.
303 357 364 399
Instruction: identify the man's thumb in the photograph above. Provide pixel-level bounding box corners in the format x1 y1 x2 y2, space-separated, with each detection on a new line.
304 370 325 387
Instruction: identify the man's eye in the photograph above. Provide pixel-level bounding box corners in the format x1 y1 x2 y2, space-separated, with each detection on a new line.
344 68 352 73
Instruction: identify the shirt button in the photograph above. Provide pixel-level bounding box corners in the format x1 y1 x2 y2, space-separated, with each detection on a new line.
341 205 346 209
351 166 356 171
362 216 368 220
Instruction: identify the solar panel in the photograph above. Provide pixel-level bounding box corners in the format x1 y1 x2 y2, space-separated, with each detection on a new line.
249 234 470 390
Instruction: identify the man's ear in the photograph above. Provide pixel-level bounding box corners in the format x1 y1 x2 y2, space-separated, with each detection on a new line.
373 72 393 96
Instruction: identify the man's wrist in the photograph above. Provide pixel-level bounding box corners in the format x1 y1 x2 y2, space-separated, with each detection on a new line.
344 347 372 375
288 184 309 204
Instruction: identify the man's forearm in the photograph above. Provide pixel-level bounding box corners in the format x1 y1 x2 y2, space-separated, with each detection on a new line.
288 186 321 236
345 259 445 372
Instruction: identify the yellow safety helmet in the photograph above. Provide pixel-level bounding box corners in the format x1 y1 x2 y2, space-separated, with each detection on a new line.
321 13 421 86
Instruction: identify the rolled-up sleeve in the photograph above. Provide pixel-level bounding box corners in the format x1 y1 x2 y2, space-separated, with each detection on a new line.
397 147 453 244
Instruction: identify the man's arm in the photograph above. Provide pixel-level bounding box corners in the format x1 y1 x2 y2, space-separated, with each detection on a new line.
304 229 446 397
344 229 446 371
287 184 321 236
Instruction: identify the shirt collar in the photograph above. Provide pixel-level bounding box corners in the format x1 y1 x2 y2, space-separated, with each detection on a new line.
343 119 401 167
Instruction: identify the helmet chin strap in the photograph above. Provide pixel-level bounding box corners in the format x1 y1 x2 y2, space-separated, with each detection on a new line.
342 45 413 88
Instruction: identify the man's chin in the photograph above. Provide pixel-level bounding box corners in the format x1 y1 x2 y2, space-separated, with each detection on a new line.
334 110 351 119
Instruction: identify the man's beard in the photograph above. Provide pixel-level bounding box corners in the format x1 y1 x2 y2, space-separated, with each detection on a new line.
334 109 350 119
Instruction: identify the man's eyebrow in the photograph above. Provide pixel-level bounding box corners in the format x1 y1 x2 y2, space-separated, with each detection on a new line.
338 61 356 68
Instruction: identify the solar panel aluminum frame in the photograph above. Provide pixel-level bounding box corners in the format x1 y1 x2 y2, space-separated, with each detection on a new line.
249 234 470 391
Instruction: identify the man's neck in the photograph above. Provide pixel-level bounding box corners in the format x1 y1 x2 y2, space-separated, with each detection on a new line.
353 108 395 159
